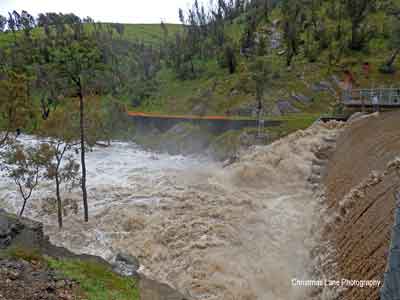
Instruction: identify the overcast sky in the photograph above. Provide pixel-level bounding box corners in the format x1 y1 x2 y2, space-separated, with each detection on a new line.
0 0 210 24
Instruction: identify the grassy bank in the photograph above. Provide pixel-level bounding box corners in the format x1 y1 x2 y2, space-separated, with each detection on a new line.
2 247 139 300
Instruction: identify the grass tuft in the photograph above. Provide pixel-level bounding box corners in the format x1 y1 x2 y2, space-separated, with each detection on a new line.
46 258 140 300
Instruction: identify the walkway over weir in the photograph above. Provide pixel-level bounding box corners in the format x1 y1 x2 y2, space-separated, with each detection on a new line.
343 88 400 107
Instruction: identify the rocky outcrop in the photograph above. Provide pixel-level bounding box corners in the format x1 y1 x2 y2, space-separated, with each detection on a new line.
0 258 79 300
0 209 47 251
0 209 108 265
0 213 24 249
275 100 301 114
0 210 189 300
291 92 314 105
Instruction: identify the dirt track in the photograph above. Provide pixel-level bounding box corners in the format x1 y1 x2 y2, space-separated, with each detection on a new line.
324 111 400 300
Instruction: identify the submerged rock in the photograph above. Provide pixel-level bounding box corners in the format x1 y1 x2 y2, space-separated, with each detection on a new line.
112 253 140 277
291 92 313 105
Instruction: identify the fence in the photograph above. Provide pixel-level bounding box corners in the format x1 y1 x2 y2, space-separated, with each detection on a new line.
380 191 400 300
343 88 400 107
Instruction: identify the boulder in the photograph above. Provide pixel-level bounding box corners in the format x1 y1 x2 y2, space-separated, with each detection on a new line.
0 211 36 249
116 253 140 267
0 210 191 299
191 103 207 116
230 104 254 117
291 92 313 105
112 253 140 277
276 100 300 114
270 104 282 116
230 89 239 97
311 81 333 92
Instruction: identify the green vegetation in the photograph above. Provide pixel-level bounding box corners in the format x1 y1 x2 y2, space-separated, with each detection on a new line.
3 246 42 262
0 22 182 46
119 23 182 44
1 246 139 300
141 0 400 121
270 114 320 136
47 258 139 300
1 1 400 164
3 3 399 135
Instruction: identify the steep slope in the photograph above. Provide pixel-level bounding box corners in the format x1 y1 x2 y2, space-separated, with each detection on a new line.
323 111 400 300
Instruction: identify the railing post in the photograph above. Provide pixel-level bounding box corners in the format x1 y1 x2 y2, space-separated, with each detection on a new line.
342 87 400 108
362 90 366 112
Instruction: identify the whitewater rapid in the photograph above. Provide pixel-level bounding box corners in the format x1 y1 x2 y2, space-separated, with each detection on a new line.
0 122 343 300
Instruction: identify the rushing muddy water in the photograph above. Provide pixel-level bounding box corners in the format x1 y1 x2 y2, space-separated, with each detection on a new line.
0 122 343 300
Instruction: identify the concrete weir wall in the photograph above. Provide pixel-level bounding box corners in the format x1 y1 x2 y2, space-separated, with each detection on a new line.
129 115 282 134
323 111 400 300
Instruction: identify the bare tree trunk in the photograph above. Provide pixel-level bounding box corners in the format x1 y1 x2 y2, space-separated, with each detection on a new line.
19 198 28 217
190 59 195 75
17 173 38 217
55 174 63 228
351 20 357 49
387 48 400 67
78 78 89 222
350 20 363 50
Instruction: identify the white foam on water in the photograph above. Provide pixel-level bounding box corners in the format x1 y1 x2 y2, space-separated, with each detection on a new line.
0 123 342 300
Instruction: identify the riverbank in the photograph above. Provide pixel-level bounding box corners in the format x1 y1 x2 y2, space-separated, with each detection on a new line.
0 209 188 300
321 111 400 300
6 116 393 300
37 120 342 300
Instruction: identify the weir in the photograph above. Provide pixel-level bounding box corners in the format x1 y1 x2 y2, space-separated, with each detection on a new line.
127 111 283 134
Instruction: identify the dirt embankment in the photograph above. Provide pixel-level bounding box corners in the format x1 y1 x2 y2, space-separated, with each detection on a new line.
323 111 400 300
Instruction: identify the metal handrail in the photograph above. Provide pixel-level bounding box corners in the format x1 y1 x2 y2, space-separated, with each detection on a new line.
343 88 400 106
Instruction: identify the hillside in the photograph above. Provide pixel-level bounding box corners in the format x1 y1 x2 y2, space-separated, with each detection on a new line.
2 1 400 156
124 1 400 131
120 23 182 44
0 23 182 45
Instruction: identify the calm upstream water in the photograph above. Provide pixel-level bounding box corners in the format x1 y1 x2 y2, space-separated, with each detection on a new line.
0 125 341 300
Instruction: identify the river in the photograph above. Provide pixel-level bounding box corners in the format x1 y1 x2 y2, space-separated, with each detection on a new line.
0 122 342 300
